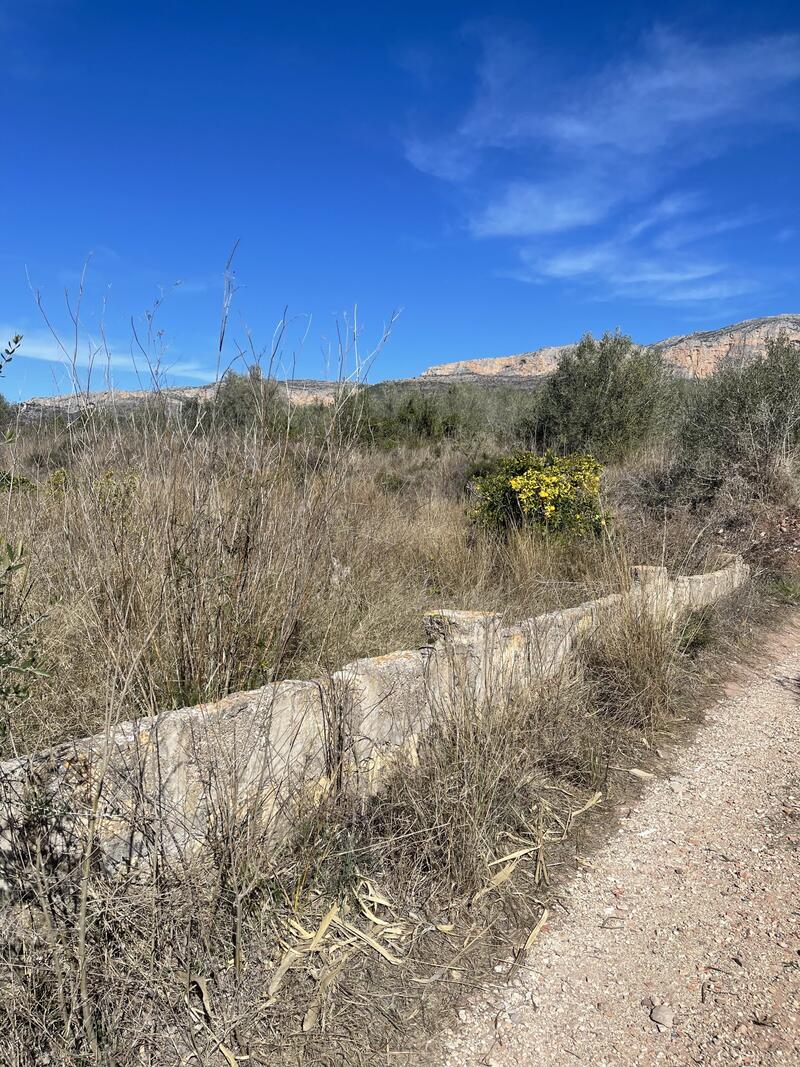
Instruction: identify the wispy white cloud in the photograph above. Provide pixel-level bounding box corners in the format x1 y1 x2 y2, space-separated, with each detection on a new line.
519 237 760 306
529 246 718 286
1 326 213 385
653 211 763 252
471 178 618 237
623 193 705 240
406 26 800 306
655 280 759 303
541 29 800 156
405 138 475 183
409 28 800 182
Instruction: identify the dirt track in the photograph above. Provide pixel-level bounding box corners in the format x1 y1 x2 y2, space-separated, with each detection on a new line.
431 623 800 1066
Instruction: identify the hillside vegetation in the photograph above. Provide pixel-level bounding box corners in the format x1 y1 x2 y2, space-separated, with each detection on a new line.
4 330 796 757
2 330 800 1065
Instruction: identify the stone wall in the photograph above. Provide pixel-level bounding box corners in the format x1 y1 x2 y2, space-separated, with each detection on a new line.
0 556 749 888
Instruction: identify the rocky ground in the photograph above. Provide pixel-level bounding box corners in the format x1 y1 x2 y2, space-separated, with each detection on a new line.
428 622 800 1066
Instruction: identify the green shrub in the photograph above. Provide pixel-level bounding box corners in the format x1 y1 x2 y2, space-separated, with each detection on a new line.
0 394 15 431
765 573 800 605
676 333 800 503
532 332 673 461
0 470 34 492
342 382 529 449
185 367 284 433
471 451 603 534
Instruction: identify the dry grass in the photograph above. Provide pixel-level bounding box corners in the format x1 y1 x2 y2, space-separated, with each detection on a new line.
0 393 772 1066
0 402 719 759
2 581 769 1067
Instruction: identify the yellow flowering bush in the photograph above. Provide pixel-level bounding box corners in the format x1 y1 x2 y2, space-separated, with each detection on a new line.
472 451 604 534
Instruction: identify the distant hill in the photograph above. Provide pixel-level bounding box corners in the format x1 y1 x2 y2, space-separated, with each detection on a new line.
17 315 800 416
19 378 341 419
421 315 800 384
419 344 569 384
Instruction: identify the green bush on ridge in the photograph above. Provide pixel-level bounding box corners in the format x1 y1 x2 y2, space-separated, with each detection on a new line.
531 331 674 462
675 333 800 503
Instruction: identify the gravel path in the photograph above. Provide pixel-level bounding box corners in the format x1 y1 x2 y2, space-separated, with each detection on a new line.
432 624 800 1067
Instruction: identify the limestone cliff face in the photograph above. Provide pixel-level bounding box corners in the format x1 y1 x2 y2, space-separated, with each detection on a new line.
420 315 800 383
421 345 569 382
652 315 800 376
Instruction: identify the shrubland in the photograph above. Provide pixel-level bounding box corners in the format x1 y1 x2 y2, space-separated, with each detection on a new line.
675 332 800 503
0 409 631 759
528 331 675 460
1 328 799 1065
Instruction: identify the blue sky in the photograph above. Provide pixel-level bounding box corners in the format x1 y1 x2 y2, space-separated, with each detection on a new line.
3 0 800 398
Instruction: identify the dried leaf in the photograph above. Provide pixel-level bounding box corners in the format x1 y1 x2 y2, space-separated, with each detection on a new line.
506 908 550 983
302 1002 320 1032
319 948 356 993
473 858 520 903
360 880 393 908
569 791 603 819
356 894 397 928
288 918 313 940
194 976 214 1021
176 972 214 1021
331 917 405 965
307 903 339 952
218 1045 240 1067
522 907 549 952
380 925 407 941
266 946 302 1003
488 844 540 867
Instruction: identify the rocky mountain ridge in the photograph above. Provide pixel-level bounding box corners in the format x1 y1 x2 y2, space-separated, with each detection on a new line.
653 314 800 376
17 315 800 415
19 378 340 419
421 314 800 383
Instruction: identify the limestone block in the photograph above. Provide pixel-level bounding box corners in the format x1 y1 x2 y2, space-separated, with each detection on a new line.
0 554 751 885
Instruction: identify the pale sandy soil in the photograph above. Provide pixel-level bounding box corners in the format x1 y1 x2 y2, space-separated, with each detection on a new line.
429 623 800 1067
